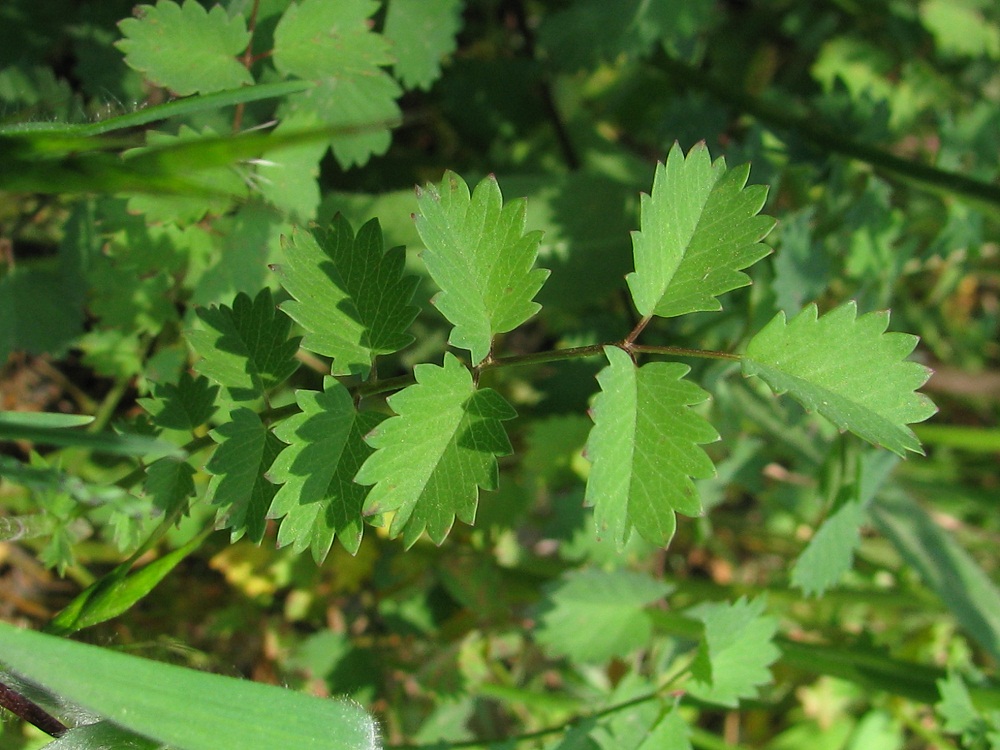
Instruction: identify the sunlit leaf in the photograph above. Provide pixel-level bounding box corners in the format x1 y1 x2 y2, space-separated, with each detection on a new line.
267 379 382 560
384 0 462 90
355 353 516 547
584 346 718 549
275 215 418 378
687 596 780 707
272 0 401 167
626 142 775 319
116 0 253 95
415 171 549 364
0 623 379 750
742 302 937 456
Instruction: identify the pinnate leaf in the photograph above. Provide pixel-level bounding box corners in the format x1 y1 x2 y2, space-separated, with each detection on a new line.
272 0 401 168
143 457 195 516
205 408 284 543
626 142 775 318
687 596 780 707
266 378 383 560
584 346 718 550
415 172 549 364
742 302 937 456
355 353 516 547
116 0 253 96
384 0 463 90
189 288 300 404
139 372 218 432
275 215 418 378
534 568 671 664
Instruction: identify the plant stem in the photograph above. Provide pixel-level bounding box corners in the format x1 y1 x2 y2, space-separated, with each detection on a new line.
655 52 1000 208
385 683 679 749
0 680 67 738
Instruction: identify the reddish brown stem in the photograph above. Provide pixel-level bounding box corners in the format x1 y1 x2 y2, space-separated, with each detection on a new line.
0 679 68 738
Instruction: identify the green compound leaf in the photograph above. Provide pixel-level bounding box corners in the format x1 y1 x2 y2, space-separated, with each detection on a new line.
273 0 401 168
534 568 671 664
266 379 383 561
415 172 549 365
205 408 284 543
584 346 718 550
687 596 780 707
189 288 300 404
0 623 379 750
115 0 253 96
384 0 463 90
355 353 516 547
143 457 196 516
626 142 775 319
742 301 937 456
139 372 218 432
275 215 418 378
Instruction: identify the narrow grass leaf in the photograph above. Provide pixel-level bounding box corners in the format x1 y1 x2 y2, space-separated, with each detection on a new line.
871 490 1000 664
0 623 379 750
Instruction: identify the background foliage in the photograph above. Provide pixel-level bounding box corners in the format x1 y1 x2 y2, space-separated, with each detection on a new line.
1 0 999 748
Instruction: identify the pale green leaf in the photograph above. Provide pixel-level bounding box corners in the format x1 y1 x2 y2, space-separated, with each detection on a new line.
742 301 937 456
384 0 462 90
626 142 775 319
272 0 401 168
937 671 982 736
792 449 899 596
115 0 253 95
272 0 392 78
534 568 671 664
355 353 516 547
638 708 692 750
584 346 718 550
188 288 300 404
0 623 379 750
275 215 418 378
267 379 382 560
920 0 1000 59
138 372 218 432
687 596 780 707
205 408 284 543
415 171 549 364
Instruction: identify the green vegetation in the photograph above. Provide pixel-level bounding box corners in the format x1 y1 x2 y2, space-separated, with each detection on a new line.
0 1 998 748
